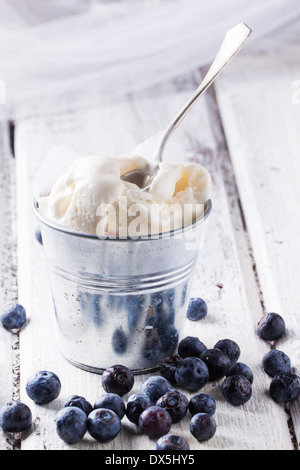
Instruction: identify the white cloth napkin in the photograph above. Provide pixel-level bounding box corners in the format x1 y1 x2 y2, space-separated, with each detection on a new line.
0 0 299 119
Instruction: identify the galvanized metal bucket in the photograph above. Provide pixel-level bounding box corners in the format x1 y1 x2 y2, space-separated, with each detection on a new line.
34 200 211 374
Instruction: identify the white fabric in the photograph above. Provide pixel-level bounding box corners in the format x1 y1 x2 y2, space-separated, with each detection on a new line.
0 0 299 119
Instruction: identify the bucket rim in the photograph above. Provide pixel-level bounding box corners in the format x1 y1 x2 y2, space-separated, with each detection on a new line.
33 198 212 242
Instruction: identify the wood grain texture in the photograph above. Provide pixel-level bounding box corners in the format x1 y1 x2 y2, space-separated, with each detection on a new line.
12 65 296 449
0 123 20 450
215 52 300 448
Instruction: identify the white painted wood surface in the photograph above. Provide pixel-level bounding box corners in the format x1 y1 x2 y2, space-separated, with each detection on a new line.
0 125 20 450
215 52 300 446
0 52 299 450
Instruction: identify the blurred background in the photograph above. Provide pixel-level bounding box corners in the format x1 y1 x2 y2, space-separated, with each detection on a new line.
0 0 299 121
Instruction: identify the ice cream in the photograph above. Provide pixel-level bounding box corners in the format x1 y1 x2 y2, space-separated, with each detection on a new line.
37 153 211 237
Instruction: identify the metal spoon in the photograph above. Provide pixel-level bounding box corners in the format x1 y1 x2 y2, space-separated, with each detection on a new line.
121 22 252 190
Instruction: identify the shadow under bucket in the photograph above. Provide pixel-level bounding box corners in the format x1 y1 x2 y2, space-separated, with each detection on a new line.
33 199 212 374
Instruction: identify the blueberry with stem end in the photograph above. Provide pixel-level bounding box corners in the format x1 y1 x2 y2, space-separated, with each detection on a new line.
190 413 216 442
156 434 190 450
102 364 134 396
156 390 189 423
87 408 121 443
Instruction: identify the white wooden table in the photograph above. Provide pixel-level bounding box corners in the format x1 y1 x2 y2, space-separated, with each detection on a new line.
1 51 300 451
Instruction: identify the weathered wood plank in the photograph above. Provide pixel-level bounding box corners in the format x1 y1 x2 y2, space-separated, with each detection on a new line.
0 123 20 450
215 52 300 448
15 67 294 449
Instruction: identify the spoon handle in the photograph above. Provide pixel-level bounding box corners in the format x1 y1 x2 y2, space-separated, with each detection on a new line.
152 22 252 163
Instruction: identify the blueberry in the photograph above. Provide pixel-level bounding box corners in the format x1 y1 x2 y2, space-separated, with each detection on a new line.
257 313 286 341
141 376 172 404
262 350 291 377
160 354 182 384
87 408 121 443
187 298 207 321
55 406 87 444
178 336 207 358
94 393 125 420
112 328 127 354
269 372 300 403
188 393 216 417
156 390 189 423
190 413 216 442
214 339 240 365
63 395 93 416
102 364 134 396
1 303 26 330
200 348 231 381
26 370 61 404
0 401 32 433
138 406 172 439
226 362 254 384
156 434 190 450
221 375 252 406
175 357 209 392
125 394 151 425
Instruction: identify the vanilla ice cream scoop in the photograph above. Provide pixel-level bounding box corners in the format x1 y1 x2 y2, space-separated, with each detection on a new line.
37 152 211 236
38 155 124 234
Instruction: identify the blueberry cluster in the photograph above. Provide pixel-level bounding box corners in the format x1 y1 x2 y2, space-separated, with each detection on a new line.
0 368 62 436
257 312 300 404
1 334 251 445
131 373 217 447
161 335 253 405
1 302 300 449
137 334 249 447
